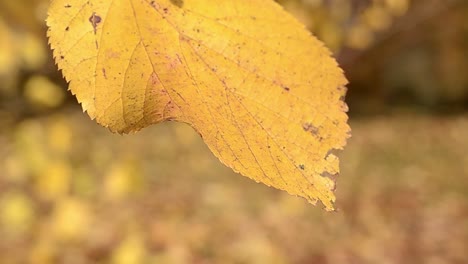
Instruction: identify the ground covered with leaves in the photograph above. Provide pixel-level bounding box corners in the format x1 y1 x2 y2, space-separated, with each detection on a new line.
0 110 467 264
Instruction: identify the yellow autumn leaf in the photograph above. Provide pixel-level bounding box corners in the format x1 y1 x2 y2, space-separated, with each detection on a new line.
47 0 350 210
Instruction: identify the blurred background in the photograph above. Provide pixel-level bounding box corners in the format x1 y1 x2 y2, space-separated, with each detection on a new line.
0 0 467 263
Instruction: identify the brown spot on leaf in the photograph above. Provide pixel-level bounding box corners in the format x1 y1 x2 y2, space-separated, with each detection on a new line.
89 12 102 34
302 122 318 135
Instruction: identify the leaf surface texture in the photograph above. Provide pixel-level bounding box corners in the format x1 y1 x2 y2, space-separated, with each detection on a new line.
47 0 350 210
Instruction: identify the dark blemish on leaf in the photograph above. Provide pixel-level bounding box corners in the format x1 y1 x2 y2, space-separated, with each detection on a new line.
65 26 70 31
102 68 107 79
299 164 305 170
65 4 72 8
60 56 65 59
89 12 101 49
163 8 168 13
89 12 102 34
302 122 318 135
283 86 290 92
170 0 184 8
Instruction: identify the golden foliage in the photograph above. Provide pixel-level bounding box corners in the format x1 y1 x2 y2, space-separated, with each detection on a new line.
24 75 66 109
1 113 468 263
47 0 350 209
278 0 410 51
0 0 67 115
